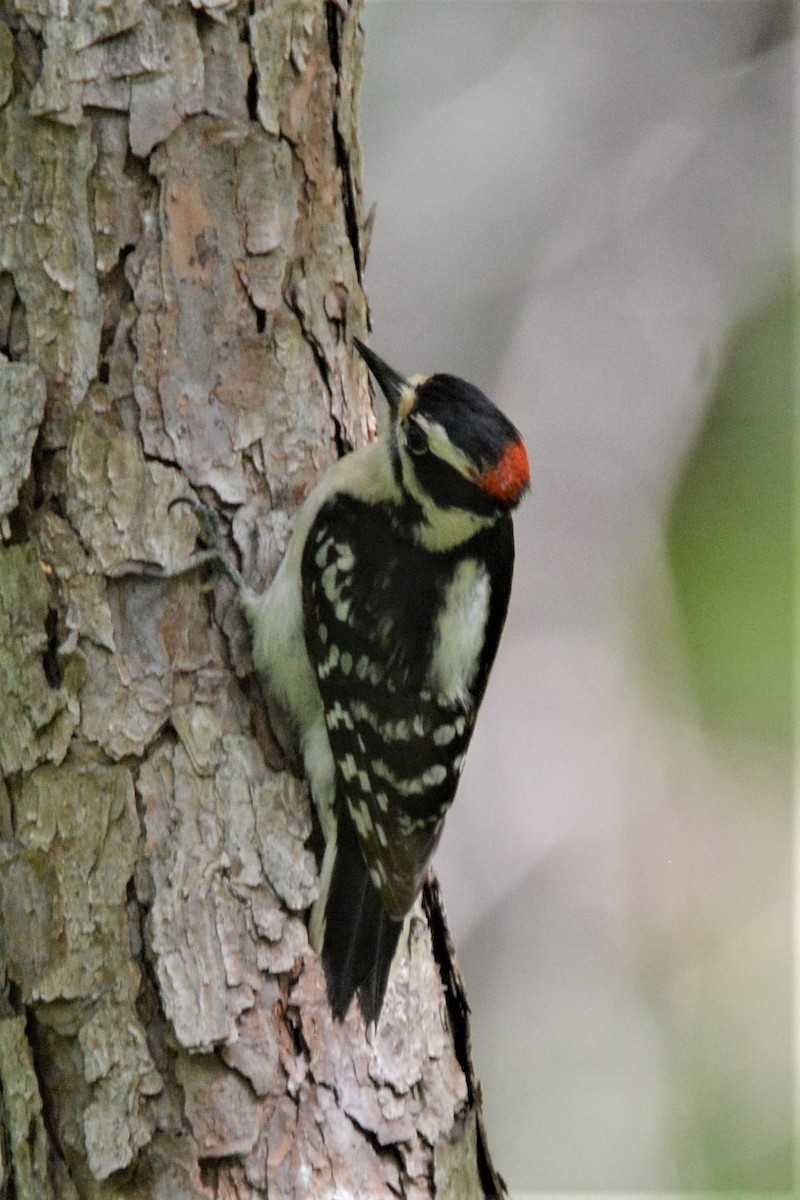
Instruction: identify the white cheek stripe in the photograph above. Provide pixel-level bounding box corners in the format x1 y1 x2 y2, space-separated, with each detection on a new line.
397 417 496 551
414 415 475 480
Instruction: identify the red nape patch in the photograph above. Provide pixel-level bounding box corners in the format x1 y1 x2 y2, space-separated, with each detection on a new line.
475 439 530 505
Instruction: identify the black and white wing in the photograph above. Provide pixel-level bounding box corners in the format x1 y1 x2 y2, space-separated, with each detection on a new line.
302 492 514 1022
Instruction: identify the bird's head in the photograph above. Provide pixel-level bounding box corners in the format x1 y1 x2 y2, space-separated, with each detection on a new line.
354 338 529 550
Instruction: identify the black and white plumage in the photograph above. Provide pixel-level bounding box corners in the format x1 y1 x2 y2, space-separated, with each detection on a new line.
242 340 530 1025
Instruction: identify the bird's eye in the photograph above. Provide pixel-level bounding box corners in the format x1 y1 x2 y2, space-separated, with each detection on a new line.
405 420 428 456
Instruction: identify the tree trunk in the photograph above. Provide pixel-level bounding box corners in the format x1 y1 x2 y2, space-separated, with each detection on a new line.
0 2 504 1196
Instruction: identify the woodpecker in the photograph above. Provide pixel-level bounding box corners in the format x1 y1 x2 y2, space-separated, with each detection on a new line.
187 340 529 1026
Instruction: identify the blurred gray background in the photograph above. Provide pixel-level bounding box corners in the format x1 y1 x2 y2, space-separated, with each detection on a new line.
359 1 794 1194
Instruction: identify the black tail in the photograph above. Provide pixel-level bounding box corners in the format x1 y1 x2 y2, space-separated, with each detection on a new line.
321 807 403 1026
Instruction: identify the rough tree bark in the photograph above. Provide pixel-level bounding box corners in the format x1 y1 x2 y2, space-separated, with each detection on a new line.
0 2 505 1197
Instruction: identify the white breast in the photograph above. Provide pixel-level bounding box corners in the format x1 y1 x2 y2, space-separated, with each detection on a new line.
428 558 491 706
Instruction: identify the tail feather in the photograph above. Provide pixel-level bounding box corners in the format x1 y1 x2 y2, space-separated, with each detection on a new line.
319 806 403 1025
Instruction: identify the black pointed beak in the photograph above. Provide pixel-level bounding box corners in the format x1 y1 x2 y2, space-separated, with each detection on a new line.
353 338 408 414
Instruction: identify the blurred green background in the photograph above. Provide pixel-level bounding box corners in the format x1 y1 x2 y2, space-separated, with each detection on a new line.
668 293 793 752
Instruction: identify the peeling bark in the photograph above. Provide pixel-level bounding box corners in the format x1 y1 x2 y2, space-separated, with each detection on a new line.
0 2 505 1196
